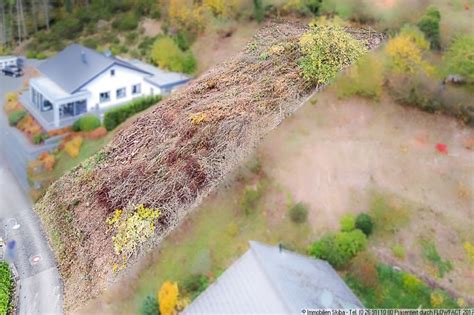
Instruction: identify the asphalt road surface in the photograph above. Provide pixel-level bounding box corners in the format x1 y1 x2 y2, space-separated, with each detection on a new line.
0 62 63 314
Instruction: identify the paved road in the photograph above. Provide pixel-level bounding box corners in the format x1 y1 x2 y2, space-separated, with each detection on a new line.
0 63 63 314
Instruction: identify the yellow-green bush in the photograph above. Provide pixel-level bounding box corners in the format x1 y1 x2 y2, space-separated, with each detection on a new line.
299 24 367 85
107 204 161 257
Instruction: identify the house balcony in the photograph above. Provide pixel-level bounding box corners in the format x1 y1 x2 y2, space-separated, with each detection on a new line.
19 91 95 132
20 77 94 131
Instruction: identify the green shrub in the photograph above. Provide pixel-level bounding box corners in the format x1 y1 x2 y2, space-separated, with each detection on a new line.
346 264 459 308
112 12 139 31
72 119 81 132
8 110 27 126
0 261 13 314
392 244 406 259
151 36 197 74
417 5 441 49
240 186 262 215
320 0 376 23
76 115 101 132
289 202 308 223
36 52 47 60
182 274 209 300
253 0 264 22
309 229 367 268
421 240 453 278
299 24 367 84
336 53 384 100
104 95 162 131
139 294 159 315
340 214 355 232
82 37 100 50
443 35 474 82
51 17 83 40
33 133 48 144
355 213 373 236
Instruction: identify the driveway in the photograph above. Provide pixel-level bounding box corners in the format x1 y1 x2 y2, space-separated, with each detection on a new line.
0 60 63 314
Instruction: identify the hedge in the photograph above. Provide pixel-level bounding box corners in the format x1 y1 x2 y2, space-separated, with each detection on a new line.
8 110 27 126
79 115 101 132
104 95 162 131
0 261 13 314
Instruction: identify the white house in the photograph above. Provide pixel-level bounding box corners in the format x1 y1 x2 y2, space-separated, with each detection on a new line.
21 44 190 131
0 56 19 69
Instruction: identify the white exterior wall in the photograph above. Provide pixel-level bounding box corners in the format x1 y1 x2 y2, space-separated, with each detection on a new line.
78 64 161 111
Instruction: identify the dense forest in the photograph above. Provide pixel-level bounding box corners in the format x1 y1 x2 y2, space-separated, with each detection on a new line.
0 0 159 47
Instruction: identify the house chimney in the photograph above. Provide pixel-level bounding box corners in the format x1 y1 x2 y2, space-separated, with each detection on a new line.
81 51 87 64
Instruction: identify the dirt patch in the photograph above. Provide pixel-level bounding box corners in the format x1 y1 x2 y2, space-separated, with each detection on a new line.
257 90 474 296
141 18 162 37
191 21 260 74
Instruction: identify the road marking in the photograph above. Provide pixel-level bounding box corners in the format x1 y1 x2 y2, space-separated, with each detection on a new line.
7 218 20 230
29 255 41 265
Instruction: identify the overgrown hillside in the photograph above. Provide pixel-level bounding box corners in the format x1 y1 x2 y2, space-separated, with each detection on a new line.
35 21 383 310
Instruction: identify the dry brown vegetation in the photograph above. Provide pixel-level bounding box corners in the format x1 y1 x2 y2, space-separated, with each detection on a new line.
35 21 383 311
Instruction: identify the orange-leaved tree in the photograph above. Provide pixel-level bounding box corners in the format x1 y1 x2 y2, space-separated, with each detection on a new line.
158 281 179 315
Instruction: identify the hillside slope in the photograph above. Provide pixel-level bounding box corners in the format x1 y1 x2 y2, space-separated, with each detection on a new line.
35 21 383 311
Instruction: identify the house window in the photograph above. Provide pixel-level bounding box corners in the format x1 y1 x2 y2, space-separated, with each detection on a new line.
111 69 115 76
100 91 110 103
116 87 126 99
132 84 141 95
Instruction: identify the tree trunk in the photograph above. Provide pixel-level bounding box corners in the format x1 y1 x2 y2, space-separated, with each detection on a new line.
42 0 48 30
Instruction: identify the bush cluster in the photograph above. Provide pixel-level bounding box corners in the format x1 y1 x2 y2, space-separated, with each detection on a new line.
355 213 373 236
444 35 474 83
104 95 162 131
417 5 441 49
151 36 196 74
182 274 209 299
335 54 384 100
240 186 262 215
309 212 373 268
140 294 159 315
8 110 27 126
346 264 459 308
112 12 140 31
0 261 12 314
289 202 308 223
72 115 101 132
299 24 367 84
387 73 474 125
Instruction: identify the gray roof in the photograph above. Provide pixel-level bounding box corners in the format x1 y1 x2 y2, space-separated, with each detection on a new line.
184 241 364 314
129 59 190 88
37 44 150 94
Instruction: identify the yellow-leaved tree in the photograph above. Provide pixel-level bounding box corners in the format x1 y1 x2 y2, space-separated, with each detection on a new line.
165 0 205 33
385 25 433 74
158 281 179 315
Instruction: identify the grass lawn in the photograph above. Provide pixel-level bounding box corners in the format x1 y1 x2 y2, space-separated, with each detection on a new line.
346 264 460 308
117 166 314 314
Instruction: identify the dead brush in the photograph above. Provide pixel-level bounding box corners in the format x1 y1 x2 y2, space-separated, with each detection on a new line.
35 21 384 310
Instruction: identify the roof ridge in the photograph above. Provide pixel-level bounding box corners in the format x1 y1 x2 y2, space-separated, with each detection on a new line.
248 241 294 313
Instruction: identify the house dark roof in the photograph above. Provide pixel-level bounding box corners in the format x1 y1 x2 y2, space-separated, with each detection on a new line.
37 44 151 94
183 241 364 314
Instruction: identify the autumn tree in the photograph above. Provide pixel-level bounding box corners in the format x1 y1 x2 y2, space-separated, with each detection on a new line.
158 281 179 315
385 26 433 75
150 36 196 74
